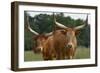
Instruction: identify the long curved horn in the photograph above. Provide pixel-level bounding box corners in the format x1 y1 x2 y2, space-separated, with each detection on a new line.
45 32 53 36
74 15 88 30
26 15 39 35
54 13 68 29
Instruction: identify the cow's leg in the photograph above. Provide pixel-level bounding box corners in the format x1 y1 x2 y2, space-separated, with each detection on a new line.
60 52 65 59
66 55 72 59
56 54 60 60
43 58 49 60
47 55 53 60
42 52 49 60
44 57 52 60
72 48 76 59
69 56 73 59
56 52 61 60
56 53 65 60
66 55 70 59
65 49 70 59
43 54 53 60
55 48 65 60
66 52 73 59
43 56 52 60
66 48 75 59
43 55 48 60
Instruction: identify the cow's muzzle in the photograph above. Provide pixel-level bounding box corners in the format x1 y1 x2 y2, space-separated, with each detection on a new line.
67 44 72 49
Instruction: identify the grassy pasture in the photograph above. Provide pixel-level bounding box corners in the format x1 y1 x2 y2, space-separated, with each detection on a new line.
24 47 90 61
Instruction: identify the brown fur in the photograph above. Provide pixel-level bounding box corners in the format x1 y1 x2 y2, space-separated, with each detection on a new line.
53 28 78 59
34 28 79 60
42 36 55 60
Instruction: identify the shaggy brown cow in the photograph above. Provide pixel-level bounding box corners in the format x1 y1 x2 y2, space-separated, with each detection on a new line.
54 15 88 59
53 28 78 59
26 15 56 60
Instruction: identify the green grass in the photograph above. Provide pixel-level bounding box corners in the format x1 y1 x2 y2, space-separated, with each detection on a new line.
24 51 43 61
24 47 90 61
74 47 90 59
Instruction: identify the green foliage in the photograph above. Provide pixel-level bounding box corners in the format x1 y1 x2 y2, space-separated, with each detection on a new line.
24 12 90 51
77 25 90 47
24 28 37 51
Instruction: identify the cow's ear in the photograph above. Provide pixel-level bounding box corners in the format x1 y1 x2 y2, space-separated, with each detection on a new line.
75 30 80 35
33 35 38 40
61 30 67 35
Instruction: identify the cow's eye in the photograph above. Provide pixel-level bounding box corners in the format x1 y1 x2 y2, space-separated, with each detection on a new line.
61 30 66 35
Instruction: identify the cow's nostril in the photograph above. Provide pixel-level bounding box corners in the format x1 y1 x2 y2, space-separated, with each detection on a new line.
67 45 72 48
